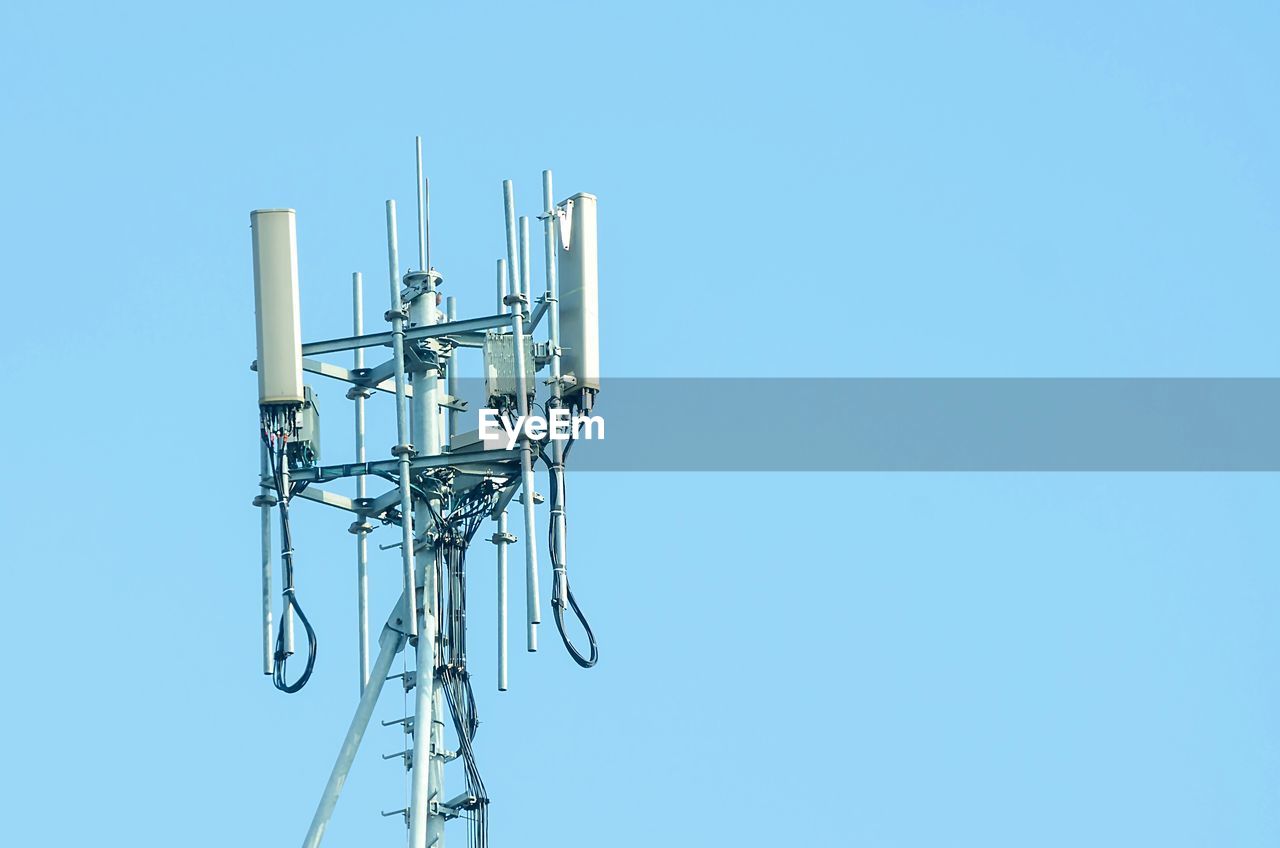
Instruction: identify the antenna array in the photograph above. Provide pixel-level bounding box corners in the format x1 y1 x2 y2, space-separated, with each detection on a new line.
249 138 601 847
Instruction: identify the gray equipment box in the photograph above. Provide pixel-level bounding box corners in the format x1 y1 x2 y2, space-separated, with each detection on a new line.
288 385 321 469
483 331 536 405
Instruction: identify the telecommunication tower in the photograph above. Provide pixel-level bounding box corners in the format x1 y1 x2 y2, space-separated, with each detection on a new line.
250 138 601 847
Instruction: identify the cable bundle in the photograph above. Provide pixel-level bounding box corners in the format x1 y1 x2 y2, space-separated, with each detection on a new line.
541 435 598 668
262 411 317 694
425 483 501 848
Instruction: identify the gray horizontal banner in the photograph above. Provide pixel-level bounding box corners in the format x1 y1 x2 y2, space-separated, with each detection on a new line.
449 378 1280 471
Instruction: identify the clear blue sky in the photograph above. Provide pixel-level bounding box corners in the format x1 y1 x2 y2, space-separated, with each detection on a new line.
3 2 1280 845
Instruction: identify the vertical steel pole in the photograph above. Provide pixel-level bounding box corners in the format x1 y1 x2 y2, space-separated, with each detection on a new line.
260 441 274 676
387 200 418 638
497 258 509 314
301 621 407 848
503 180 541 651
493 252 512 679
542 172 569 608
408 263 446 848
497 509 509 691
408 590 440 848
519 215 532 303
353 272 371 690
280 461 295 656
446 296 458 445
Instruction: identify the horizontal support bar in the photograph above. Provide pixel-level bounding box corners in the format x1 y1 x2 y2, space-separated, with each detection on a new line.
301 312 514 357
251 358 411 397
302 358 406 396
289 447 523 484
292 485 357 513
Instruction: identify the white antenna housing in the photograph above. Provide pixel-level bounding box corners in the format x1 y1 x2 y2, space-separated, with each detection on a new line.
557 193 599 398
251 209 305 407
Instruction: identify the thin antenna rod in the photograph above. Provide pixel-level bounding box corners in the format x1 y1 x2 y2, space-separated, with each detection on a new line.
353 271 371 690
415 137 427 272
519 215 531 302
445 296 458 444
503 180 541 651
497 258 509 314
386 200 418 638
497 508 509 691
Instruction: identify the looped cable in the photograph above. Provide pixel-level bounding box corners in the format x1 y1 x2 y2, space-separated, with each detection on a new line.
274 588 318 692
553 586 598 668
540 434 599 669
264 428 318 693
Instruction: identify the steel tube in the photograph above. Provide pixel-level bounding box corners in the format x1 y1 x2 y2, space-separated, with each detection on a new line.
285 447 519 484
387 200 418 638
301 622 406 848
519 215 531 303
503 180 541 650
497 258 508 315
446 296 458 445
408 252 445 848
415 137 427 272
260 441 274 676
353 272 371 689
542 172 569 607
280 461 294 655
497 509 509 691
408 603 439 848
299 312 511 357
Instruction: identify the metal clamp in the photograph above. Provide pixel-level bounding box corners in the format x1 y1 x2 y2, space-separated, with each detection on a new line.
391 444 417 458
433 793 478 820
402 268 443 299
556 199 574 250
252 493 277 507
387 670 416 692
381 715 415 734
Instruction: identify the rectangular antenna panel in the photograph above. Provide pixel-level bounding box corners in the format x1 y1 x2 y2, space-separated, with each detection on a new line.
251 209 304 407
557 193 600 397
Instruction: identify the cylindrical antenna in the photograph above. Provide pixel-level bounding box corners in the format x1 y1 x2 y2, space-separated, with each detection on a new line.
446 296 458 445
415 137 427 272
386 200 418 638
519 215 531 304
497 509 509 691
353 271 371 690
497 258 509 315
503 180 542 650
503 181 520 313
